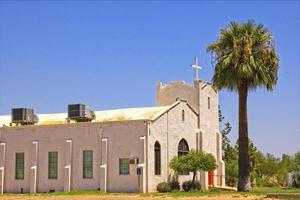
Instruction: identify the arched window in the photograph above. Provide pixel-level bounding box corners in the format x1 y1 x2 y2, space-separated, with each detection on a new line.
182 110 185 122
154 141 161 175
178 139 189 157
178 139 189 175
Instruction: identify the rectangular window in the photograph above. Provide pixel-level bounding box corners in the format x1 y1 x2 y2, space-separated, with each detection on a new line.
83 150 93 179
119 158 130 175
208 97 211 109
15 152 24 180
48 152 58 179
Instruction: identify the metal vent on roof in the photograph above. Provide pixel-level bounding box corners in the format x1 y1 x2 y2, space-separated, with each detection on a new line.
11 108 39 125
68 104 96 122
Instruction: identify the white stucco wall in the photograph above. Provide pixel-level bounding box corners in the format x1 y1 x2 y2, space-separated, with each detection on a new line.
147 101 198 192
156 80 224 188
0 121 147 193
156 81 198 111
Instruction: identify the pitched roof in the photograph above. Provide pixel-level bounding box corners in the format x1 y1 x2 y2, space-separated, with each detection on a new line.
0 105 170 126
0 100 197 127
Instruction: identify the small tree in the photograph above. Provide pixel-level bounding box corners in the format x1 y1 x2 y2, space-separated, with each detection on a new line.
294 152 300 171
170 150 217 184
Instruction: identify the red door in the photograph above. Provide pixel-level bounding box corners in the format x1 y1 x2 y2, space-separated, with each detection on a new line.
208 171 214 186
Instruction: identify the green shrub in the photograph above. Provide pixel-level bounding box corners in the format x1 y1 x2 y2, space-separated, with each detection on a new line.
292 173 300 188
182 181 201 192
193 181 201 191
157 182 171 193
168 175 180 191
182 181 193 192
169 179 180 191
256 178 279 187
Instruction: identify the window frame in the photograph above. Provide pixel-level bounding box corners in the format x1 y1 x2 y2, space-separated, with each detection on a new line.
208 97 211 109
178 139 189 175
15 152 25 180
119 158 130 175
182 109 185 122
48 151 58 179
83 150 93 179
154 141 161 175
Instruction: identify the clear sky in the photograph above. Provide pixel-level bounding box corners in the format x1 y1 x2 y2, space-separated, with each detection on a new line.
0 1 299 157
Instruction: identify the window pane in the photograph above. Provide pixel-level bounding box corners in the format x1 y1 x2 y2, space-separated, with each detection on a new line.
178 139 189 175
83 150 93 179
119 158 129 175
15 153 24 180
48 152 58 179
154 142 161 175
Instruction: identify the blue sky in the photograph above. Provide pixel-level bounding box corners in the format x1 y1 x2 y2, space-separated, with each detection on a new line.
0 1 299 156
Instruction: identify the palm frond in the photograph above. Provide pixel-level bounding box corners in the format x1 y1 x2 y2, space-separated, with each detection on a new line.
207 20 279 91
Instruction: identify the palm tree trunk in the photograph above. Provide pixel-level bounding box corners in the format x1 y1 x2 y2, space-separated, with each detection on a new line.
237 82 251 191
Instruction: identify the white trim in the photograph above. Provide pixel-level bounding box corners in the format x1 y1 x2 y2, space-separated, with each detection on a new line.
137 164 144 167
0 167 3 194
139 136 145 140
101 138 108 192
199 129 205 134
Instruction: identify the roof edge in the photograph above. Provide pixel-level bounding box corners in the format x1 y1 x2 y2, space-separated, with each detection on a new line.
151 99 198 122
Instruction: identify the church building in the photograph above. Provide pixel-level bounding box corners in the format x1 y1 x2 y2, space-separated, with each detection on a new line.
0 61 225 193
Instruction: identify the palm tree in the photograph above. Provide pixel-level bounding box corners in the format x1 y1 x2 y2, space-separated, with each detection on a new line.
207 20 279 191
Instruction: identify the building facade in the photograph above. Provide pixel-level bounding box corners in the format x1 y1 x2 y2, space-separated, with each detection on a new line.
0 79 224 194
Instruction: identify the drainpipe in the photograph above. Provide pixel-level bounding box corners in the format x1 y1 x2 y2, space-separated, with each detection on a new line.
64 139 72 192
166 112 169 177
139 123 148 193
30 141 38 194
139 135 146 193
100 138 108 192
0 142 5 194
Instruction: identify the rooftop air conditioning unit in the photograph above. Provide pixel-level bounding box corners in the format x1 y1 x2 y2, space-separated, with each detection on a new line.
68 104 96 122
11 108 39 125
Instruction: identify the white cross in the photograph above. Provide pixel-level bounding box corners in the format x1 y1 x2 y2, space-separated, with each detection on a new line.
192 57 201 80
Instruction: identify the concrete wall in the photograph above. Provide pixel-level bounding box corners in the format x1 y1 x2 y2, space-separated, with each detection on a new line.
199 84 219 155
199 84 222 186
147 101 198 192
156 81 198 111
156 80 224 188
0 121 147 193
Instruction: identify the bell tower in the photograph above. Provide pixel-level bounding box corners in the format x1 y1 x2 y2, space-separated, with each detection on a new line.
155 57 225 188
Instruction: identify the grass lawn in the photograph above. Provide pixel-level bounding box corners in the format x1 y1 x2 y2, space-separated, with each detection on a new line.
141 187 300 197
0 187 300 200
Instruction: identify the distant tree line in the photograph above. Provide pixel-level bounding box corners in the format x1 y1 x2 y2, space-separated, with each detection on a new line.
219 106 300 188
